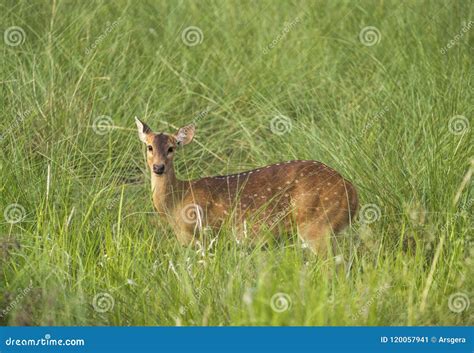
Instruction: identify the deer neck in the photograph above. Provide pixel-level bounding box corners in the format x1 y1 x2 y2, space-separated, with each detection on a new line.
151 165 187 215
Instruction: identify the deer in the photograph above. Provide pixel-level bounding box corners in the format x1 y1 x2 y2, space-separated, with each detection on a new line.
135 117 358 255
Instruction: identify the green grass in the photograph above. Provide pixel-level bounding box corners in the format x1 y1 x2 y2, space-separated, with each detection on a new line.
1 0 473 326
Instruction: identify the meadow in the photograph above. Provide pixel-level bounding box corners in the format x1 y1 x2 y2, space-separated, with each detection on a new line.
1 0 472 326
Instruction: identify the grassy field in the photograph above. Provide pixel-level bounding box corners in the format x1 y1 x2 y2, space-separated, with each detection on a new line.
1 0 472 326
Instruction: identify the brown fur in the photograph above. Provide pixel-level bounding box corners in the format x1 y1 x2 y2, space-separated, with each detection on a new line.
136 119 358 255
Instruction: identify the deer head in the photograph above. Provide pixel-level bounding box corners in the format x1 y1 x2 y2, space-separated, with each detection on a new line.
135 117 195 177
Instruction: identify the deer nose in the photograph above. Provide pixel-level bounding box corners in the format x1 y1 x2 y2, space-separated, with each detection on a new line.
153 163 165 175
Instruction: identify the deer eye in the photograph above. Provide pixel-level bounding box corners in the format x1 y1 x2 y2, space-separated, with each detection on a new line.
147 145 153 152
167 146 175 154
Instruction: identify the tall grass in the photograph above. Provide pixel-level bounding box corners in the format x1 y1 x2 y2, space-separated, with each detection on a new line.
1 0 472 325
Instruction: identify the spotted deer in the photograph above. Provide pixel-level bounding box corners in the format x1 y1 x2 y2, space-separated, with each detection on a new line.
135 117 358 255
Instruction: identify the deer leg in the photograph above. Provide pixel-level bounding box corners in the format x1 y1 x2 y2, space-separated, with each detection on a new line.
297 220 334 256
172 204 204 246
175 228 195 246
173 219 201 246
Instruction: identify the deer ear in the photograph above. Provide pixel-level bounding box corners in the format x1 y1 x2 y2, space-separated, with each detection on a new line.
135 117 151 144
175 123 195 146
